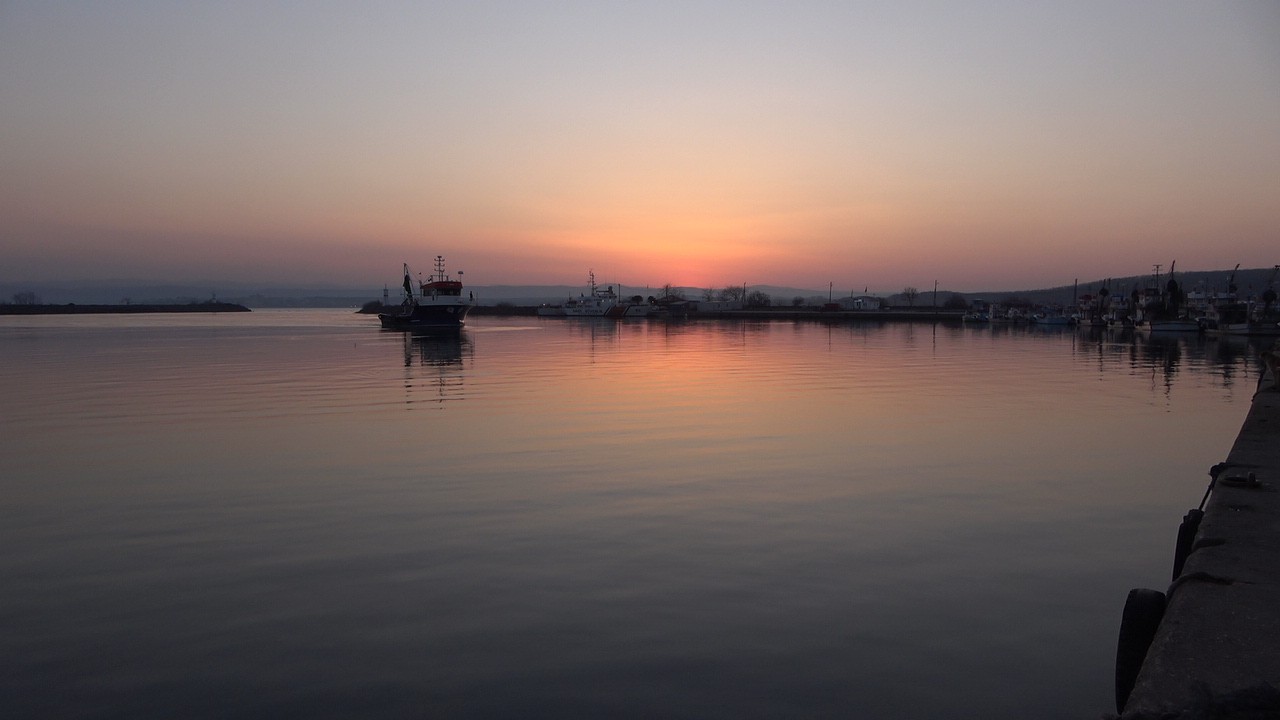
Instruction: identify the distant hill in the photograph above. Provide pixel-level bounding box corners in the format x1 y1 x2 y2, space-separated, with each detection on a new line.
0 280 376 307
0 280 831 308
3 267 1275 308
915 267 1277 307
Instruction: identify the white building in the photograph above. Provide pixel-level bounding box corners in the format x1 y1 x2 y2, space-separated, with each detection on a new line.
838 296 883 311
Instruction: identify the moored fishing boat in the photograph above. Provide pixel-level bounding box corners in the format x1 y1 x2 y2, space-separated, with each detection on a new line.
1147 318 1202 332
1191 264 1280 336
1140 261 1201 332
1034 314 1074 326
1203 301 1280 336
379 256 474 331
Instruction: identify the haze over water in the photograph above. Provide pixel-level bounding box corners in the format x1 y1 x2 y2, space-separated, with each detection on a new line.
0 310 1265 719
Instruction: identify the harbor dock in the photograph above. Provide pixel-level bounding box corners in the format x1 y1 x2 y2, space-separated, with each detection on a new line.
1116 346 1280 717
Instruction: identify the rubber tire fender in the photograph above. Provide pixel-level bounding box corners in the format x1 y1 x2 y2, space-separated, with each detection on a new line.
1115 587 1167 713
1172 508 1203 580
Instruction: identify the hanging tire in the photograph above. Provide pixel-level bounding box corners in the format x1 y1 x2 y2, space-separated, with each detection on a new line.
1115 588 1166 713
1172 508 1203 580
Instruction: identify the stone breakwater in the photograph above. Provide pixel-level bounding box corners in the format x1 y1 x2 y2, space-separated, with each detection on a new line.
1113 345 1280 719
0 302 250 314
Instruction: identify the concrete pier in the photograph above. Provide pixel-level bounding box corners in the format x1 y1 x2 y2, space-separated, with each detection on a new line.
1117 347 1280 717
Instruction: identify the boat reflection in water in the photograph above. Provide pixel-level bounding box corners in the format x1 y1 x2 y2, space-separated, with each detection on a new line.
402 330 468 367
1066 321 1272 393
400 330 471 406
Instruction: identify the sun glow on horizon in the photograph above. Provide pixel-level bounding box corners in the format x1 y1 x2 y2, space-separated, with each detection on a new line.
2 2 1277 293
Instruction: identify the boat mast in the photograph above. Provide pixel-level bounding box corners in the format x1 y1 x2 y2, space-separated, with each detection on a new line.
401 263 413 301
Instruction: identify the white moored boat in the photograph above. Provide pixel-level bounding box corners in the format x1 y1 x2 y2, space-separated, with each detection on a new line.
553 271 658 318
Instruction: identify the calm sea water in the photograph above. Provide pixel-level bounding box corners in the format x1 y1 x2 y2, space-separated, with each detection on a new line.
0 310 1267 719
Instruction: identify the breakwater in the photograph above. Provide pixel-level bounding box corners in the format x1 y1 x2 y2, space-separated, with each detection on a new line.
464 305 965 321
0 302 250 315
1115 346 1280 717
691 308 964 321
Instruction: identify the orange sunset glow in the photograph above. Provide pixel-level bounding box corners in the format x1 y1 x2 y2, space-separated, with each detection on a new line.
3 2 1278 293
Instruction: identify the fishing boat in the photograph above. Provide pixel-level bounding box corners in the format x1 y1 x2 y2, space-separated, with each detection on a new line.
379 256 474 331
1030 279 1077 326
1034 313 1074 326
1147 318 1202 332
1141 261 1201 332
1204 301 1280 336
1203 265 1280 335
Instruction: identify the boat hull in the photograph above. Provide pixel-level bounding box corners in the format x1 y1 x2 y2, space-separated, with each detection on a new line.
378 303 471 330
1147 319 1201 332
560 303 657 318
1207 322 1280 336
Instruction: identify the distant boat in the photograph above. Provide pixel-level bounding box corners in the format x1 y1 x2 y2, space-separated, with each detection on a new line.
378 257 473 331
549 271 658 318
561 271 618 317
1030 308 1074 328
1147 318 1201 333
1204 301 1280 336
1202 264 1280 335
1029 279 1076 326
1140 261 1200 332
989 307 1028 323
1034 314 1074 326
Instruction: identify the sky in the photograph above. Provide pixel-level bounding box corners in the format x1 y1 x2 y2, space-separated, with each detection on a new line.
2 1 1278 293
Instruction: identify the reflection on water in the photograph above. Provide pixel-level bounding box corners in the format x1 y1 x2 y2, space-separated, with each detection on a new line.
401 332 471 406
0 311 1266 720
403 330 470 367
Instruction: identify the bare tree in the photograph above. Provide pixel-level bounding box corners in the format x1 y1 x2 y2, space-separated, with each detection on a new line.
718 285 747 302
745 290 772 307
901 286 920 306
